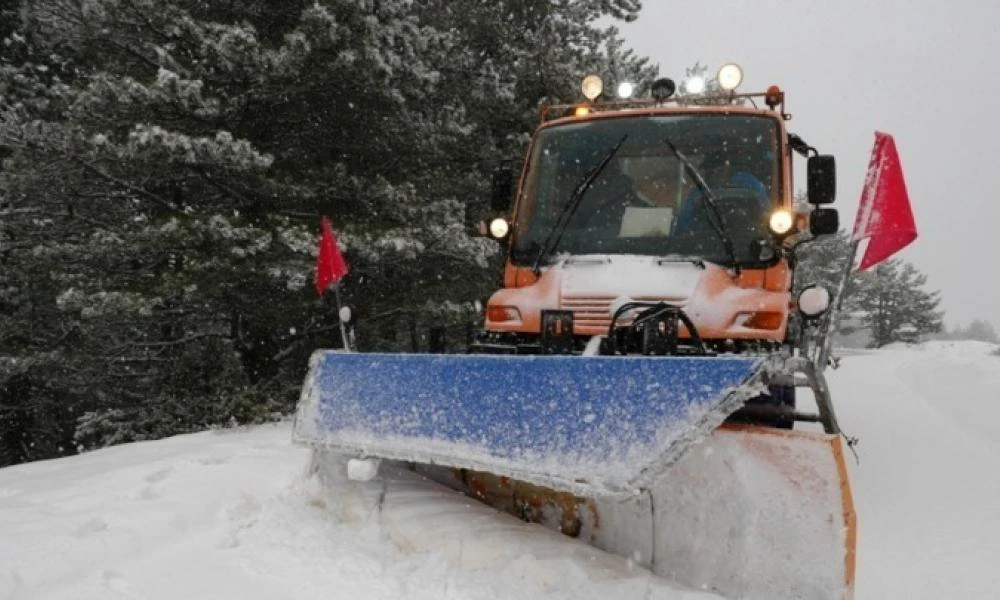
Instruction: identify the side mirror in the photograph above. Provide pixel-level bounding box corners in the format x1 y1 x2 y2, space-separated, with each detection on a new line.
810 207 839 236
490 168 514 212
807 155 836 205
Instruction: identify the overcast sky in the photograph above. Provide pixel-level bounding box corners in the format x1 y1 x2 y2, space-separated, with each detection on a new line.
620 0 1000 330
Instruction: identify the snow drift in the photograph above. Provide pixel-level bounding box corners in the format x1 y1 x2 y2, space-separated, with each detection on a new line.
1 341 999 599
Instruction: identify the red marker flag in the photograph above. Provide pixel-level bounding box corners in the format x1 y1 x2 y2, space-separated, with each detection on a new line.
314 216 349 296
852 132 917 271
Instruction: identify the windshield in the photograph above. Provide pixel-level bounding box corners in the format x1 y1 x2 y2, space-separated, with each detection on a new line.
511 114 782 267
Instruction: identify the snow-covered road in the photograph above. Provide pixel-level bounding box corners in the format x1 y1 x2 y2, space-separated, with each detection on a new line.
1 341 998 599
830 341 1000 599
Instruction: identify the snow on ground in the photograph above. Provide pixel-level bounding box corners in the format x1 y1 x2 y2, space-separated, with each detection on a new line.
828 341 1000 599
0 426 712 600
1 341 999 599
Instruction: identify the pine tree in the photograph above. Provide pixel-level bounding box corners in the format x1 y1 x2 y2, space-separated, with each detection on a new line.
1 0 652 463
793 230 944 347
851 259 943 347
2 0 497 455
792 231 865 336
942 319 998 343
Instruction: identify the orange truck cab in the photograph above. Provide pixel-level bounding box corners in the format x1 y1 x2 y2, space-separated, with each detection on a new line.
475 70 839 359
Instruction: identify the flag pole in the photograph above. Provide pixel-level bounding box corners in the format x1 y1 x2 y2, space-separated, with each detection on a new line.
315 215 351 351
332 281 351 351
814 131 915 369
815 131 882 370
816 237 860 370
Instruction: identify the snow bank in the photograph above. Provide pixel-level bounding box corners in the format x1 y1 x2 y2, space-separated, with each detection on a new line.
1 341 999 599
829 340 1000 599
0 423 715 600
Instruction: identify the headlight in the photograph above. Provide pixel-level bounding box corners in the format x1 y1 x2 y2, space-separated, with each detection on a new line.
769 209 794 236
581 74 603 100
798 285 831 318
717 63 743 91
489 217 510 239
684 76 706 95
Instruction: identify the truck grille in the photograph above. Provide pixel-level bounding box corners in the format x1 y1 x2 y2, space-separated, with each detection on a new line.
561 296 616 330
561 295 687 332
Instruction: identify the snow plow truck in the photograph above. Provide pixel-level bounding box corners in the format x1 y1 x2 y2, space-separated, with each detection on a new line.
295 64 857 599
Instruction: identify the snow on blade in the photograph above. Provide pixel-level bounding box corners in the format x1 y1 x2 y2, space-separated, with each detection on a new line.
293 351 765 495
309 452 724 599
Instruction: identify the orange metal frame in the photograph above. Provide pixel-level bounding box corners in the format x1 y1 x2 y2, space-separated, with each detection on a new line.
450 423 857 597
721 423 858 595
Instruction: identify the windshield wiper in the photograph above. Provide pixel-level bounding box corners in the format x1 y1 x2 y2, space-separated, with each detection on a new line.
531 134 629 274
663 139 740 275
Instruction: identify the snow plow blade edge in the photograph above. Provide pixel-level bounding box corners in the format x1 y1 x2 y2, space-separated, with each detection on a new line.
293 351 765 495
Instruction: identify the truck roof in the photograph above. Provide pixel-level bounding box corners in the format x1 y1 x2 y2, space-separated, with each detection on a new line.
539 103 786 131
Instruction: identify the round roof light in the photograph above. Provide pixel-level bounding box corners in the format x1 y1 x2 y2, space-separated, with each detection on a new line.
651 78 676 101
489 217 510 239
765 85 783 109
798 285 832 318
581 74 603 100
717 63 744 91
684 75 706 95
616 81 635 98
769 209 794 236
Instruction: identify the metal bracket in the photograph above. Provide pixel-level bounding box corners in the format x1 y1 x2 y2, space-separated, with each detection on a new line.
641 311 679 355
540 310 575 355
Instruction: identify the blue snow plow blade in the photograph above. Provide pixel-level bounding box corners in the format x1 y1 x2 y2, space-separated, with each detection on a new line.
294 352 765 495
